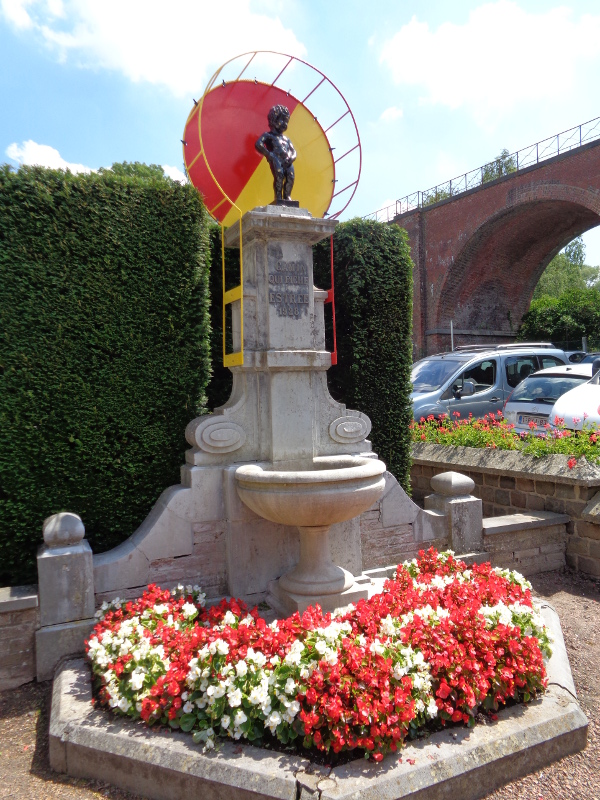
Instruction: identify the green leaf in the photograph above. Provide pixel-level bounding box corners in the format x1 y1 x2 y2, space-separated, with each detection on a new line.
179 713 196 732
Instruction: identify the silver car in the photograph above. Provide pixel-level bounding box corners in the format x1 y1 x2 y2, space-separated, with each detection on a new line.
502 364 595 434
411 343 567 422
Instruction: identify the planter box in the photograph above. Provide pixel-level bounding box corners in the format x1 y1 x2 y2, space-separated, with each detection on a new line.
411 443 600 578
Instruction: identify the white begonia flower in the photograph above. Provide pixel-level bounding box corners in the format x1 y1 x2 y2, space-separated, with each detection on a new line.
227 687 243 707
130 667 146 691
247 648 266 667
223 610 237 626
427 698 439 718
315 639 327 655
221 715 231 729
183 701 194 714
182 602 197 619
393 663 408 679
369 639 385 655
235 660 248 677
117 696 130 713
233 709 247 727
284 677 297 695
216 639 230 656
267 710 282 732
153 604 169 615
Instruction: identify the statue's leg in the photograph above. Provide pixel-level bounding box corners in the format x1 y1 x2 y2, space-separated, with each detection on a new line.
283 166 295 201
271 160 284 201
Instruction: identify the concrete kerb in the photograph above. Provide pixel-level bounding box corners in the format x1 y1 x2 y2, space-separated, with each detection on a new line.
49 605 587 800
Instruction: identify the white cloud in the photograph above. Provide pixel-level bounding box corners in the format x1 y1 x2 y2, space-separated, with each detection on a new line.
1 0 306 97
5 139 93 173
380 106 403 122
162 164 187 184
380 2 600 129
1 0 34 28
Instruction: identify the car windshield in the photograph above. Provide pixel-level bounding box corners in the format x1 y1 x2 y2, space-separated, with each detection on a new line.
411 358 469 392
508 374 588 405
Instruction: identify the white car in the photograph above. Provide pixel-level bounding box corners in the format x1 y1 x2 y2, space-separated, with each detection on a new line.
503 364 596 434
548 365 600 430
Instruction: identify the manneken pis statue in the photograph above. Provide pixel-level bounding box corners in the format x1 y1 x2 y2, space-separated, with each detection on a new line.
255 105 297 203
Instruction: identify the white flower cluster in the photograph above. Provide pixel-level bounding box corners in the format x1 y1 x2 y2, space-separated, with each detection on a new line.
185 635 305 751
492 567 532 592
88 617 168 717
94 597 123 620
171 584 207 607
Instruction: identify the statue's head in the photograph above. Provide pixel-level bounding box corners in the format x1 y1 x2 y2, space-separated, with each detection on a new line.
268 105 290 134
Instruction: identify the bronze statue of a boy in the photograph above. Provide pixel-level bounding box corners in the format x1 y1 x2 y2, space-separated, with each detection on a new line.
255 105 297 203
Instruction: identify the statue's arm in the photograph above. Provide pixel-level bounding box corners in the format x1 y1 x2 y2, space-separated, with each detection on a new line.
255 134 271 159
288 139 297 163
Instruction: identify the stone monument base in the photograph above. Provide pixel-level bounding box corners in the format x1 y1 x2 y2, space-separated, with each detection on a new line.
266 572 371 615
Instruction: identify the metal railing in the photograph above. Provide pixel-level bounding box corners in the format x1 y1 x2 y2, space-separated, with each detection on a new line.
365 115 600 222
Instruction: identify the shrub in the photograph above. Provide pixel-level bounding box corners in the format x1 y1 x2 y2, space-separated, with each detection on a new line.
0 165 211 585
313 219 414 491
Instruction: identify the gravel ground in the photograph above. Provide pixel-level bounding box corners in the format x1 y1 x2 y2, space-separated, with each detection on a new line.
0 567 598 800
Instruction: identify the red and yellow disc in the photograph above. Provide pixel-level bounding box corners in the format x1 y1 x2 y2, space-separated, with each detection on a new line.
183 81 335 225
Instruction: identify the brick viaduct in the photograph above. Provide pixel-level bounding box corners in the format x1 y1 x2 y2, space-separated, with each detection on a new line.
394 138 600 357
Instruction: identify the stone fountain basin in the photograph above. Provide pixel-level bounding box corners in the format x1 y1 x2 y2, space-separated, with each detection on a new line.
235 455 386 527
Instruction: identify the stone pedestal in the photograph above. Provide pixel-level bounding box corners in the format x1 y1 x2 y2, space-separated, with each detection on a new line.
425 471 483 554
185 206 372 468
36 513 95 681
183 207 379 603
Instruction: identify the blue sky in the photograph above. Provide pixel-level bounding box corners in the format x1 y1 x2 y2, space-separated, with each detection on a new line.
2 0 600 265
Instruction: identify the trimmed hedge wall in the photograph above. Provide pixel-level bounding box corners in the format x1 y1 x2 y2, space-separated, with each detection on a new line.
0 165 211 586
314 219 413 491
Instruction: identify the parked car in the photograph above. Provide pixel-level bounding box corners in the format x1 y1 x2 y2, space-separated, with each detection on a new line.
579 351 600 365
547 359 600 430
564 350 588 363
502 364 595 434
411 343 567 422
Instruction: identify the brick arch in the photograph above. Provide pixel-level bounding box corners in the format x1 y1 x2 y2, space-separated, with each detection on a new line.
396 139 600 355
435 182 600 344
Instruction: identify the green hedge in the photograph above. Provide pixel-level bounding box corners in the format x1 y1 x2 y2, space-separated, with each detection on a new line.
0 165 211 586
314 219 413 491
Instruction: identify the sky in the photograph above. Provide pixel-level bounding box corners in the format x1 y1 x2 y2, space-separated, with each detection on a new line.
2 0 600 266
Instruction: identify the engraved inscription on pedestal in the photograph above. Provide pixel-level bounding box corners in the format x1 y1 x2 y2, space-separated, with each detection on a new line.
268 257 310 319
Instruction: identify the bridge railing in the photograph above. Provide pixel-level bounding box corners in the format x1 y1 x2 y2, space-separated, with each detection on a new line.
364 115 600 222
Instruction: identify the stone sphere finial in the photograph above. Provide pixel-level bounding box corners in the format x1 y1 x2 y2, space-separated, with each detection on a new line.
430 471 475 497
43 512 85 548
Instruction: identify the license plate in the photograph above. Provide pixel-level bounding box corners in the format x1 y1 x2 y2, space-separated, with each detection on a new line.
518 414 548 427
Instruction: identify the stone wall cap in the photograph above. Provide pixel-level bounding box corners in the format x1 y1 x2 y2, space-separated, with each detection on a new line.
483 511 570 534
412 443 600 486
0 584 38 612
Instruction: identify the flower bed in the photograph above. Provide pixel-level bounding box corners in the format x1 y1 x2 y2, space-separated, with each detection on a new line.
411 412 600 467
87 549 552 763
